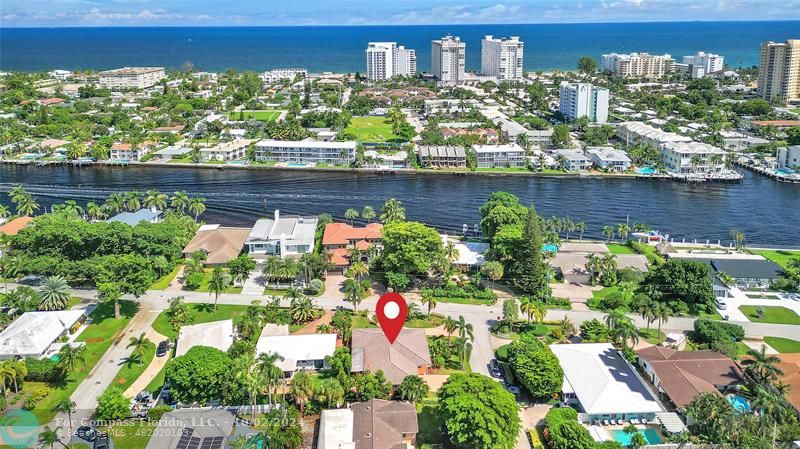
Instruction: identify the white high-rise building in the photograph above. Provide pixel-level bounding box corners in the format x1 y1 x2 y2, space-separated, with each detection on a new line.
432 36 466 84
758 40 800 104
98 67 166 90
558 82 610 123
681 52 725 78
601 53 674 77
365 42 417 80
481 35 524 81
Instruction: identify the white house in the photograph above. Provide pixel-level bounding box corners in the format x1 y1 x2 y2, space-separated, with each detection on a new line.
175 320 234 357
473 143 526 169
777 145 800 170
200 139 253 162
551 149 592 171
0 310 86 360
110 142 151 161
659 141 728 175
246 210 318 258
256 325 337 375
586 147 632 171
254 139 356 165
616 121 693 148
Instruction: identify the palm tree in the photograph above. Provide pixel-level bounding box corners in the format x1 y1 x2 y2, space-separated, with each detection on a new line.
397 375 429 402
0 362 15 398
585 253 602 286
617 223 631 241
15 193 39 216
0 204 9 219
208 266 229 311
143 189 168 210
85 202 106 220
344 208 359 225
443 316 458 339
290 297 318 323
343 277 365 312
655 302 671 335
126 333 151 366
602 225 614 242
444 241 460 272
166 296 194 339
56 344 86 376
124 191 141 211
454 315 473 341
604 308 627 333
290 371 314 416
638 298 658 333
348 261 369 281
563 218 576 241
742 345 784 383
519 297 544 324
171 191 190 214
38 275 71 311
235 353 262 421
613 318 639 348
9 360 26 393
258 352 285 407
38 426 61 449
420 290 438 316
361 206 376 223
8 185 27 203
380 198 405 223
188 197 207 222
54 399 77 448
104 193 125 214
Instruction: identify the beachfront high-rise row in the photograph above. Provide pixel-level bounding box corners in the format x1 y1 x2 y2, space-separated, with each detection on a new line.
431 36 466 84
365 42 416 81
601 53 674 77
758 39 800 105
480 35 524 81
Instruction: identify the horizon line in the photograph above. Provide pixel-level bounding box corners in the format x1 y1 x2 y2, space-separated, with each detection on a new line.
3 19 800 29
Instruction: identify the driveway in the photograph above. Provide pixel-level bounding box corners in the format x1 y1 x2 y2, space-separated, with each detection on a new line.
715 286 800 323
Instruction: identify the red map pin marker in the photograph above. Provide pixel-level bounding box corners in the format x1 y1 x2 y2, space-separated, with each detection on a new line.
376 292 407 344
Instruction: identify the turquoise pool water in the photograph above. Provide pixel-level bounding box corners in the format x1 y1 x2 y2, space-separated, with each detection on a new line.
728 394 751 413
776 168 796 175
636 167 656 175
49 354 60 362
287 162 308 167
612 427 664 445
542 244 558 252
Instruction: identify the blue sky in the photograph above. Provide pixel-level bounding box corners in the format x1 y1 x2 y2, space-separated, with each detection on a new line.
2 0 799 27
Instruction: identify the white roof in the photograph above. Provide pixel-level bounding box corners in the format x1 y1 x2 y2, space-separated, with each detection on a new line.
0 310 85 358
549 343 662 415
617 122 693 144
442 235 488 266
256 139 356 149
472 143 524 154
318 409 355 449
587 147 632 163
256 333 337 371
246 210 318 246
175 320 234 357
660 140 726 155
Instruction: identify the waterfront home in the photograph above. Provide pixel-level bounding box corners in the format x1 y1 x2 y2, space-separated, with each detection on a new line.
550 242 648 284
153 145 192 161
255 325 337 376
110 142 152 161
671 256 784 293
550 343 663 423
351 328 431 384
322 222 383 271
778 145 800 170
363 149 409 168
254 139 356 165
587 147 632 172
318 400 419 449
720 131 769 152
27 138 69 154
637 346 743 412
442 234 489 268
658 141 728 176
473 143 526 169
200 139 253 162
145 409 234 449
0 310 86 360
0 216 33 237
175 320 234 357
246 210 317 258
107 208 163 226
551 149 592 171
417 145 467 168
182 224 251 266
616 122 692 148
775 354 800 412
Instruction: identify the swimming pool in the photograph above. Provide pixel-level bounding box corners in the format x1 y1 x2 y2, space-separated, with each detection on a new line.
776 168 796 175
612 427 664 445
636 167 656 175
542 244 559 252
727 394 751 413
287 162 308 167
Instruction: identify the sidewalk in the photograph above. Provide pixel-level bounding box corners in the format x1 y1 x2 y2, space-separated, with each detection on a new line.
123 327 170 397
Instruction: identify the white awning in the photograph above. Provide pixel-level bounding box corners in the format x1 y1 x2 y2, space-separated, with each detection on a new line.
656 412 688 434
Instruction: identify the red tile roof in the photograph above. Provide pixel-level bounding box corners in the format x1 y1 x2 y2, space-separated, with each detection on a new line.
322 222 383 246
40 98 65 106
0 216 33 236
328 247 350 266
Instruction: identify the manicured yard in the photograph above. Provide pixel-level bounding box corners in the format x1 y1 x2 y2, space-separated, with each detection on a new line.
405 314 445 328
184 270 243 294
108 341 156 394
430 296 496 305
747 249 800 269
28 300 138 422
167 157 194 164
343 116 400 143
592 285 621 299
150 265 181 290
416 399 446 446
764 336 800 353
638 328 666 345
152 303 250 340
99 420 156 449
352 313 377 328
476 167 532 173
607 243 636 254
226 110 282 121
739 305 800 325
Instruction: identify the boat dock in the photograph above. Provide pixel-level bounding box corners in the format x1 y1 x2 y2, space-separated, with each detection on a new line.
736 161 800 183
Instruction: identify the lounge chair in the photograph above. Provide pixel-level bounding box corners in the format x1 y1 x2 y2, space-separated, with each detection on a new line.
631 418 640 425
610 419 617 425
603 419 610 426
641 418 648 425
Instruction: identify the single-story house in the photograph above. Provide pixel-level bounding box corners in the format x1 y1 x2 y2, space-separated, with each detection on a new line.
182 224 251 266
673 256 784 292
550 244 649 284
154 146 192 160
0 310 86 360
637 346 743 411
144 409 235 449
107 208 163 226
318 400 419 449
441 234 488 267
550 343 663 423
175 320 234 357
256 325 337 375
246 210 317 259
351 328 431 384
775 354 800 412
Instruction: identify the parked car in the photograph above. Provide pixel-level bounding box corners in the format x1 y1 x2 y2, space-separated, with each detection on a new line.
715 299 728 310
76 426 97 442
489 359 503 378
505 384 521 395
156 340 170 357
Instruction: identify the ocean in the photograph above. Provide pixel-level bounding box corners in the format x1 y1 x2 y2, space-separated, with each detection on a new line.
1 21 798 73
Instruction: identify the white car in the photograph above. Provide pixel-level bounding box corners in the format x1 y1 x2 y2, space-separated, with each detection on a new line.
715 300 728 310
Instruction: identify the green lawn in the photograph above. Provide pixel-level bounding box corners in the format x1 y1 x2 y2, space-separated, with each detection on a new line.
152 303 250 340
150 265 181 290
226 110 282 121
764 336 800 353
736 342 751 357
28 300 138 422
592 285 621 299
739 305 800 325
638 328 666 345
99 420 156 449
607 243 636 254
108 341 156 394
430 296 496 305
416 399 446 446
167 158 194 164
405 314 445 328
476 167 532 173
343 116 401 143
185 270 243 294
352 314 377 328
747 249 800 270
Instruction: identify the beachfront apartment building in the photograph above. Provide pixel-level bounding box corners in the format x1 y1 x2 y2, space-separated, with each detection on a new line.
261 68 307 83
678 52 725 78
758 40 800 104
558 82 610 123
365 42 417 80
601 53 675 78
98 67 166 89
473 143 526 168
659 141 728 175
255 139 356 165
432 36 466 84
110 142 151 161
481 35 524 81
200 139 253 162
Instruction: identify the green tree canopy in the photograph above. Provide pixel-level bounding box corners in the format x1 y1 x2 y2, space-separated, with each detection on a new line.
508 335 563 399
381 221 445 275
165 346 233 404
